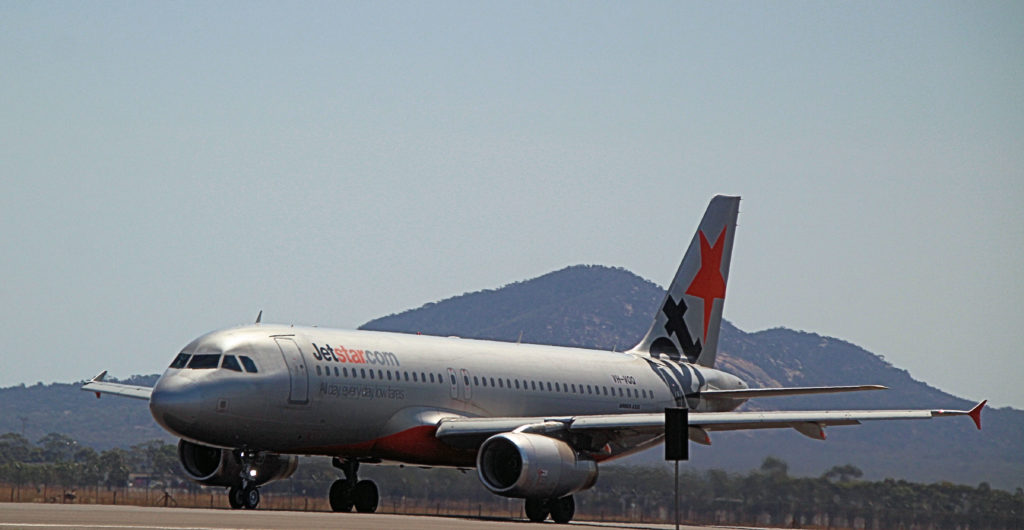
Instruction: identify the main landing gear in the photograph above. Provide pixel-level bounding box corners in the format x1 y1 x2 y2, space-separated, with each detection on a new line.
329 457 379 513
525 495 575 524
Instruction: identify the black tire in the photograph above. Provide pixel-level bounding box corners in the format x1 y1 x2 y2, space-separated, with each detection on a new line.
228 486 244 510
549 495 575 524
524 498 549 522
243 487 260 510
353 480 378 513
329 479 354 512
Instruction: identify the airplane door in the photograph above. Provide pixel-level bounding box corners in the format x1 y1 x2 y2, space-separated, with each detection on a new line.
446 368 458 399
460 368 472 400
275 338 309 404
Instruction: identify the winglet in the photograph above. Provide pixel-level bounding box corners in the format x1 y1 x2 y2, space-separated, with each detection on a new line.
255 310 263 324
91 370 108 382
968 400 986 430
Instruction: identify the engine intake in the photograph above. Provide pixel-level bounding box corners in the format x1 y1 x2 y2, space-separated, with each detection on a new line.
477 432 597 499
177 439 297 487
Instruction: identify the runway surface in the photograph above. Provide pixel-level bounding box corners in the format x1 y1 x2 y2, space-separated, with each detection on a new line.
0 503 762 530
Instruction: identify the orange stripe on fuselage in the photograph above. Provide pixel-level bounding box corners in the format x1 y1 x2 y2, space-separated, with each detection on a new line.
301 425 476 467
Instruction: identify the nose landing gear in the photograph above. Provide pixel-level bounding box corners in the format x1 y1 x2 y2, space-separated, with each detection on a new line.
228 485 260 510
329 457 379 513
227 450 262 510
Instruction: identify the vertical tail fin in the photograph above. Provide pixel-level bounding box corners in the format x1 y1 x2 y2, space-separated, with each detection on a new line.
629 195 740 367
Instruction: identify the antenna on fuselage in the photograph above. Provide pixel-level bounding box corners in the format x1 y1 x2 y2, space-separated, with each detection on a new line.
255 310 263 324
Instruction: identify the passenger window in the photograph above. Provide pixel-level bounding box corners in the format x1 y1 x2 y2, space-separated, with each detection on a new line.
387 371 392 381
498 379 504 388
515 380 520 389
170 353 191 369
546 382 552 391
413 372 418 382
618 388 624 397
316 366 322 376
404 372 410 381
571 384 577 393
187 354 221 369
369 370 375 380
555 382 560 392
530 381 536 391
429 373 435 383
334 367 339 376
587 385 592 394
239 356 258 373
490 377 495 387
361 369 367 378
221 355 243 372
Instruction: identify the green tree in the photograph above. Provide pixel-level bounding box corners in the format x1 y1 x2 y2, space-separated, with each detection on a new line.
0 433 37 464
99 448 130 489
823 464 863 483
37 433 78 462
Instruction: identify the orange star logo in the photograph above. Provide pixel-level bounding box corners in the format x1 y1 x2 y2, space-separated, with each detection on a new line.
685 227 727 341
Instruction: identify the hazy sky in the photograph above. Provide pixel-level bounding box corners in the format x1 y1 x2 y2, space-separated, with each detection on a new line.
2 2 1021 408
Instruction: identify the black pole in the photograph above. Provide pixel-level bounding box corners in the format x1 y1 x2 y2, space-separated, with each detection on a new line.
675 459 680 530
664 407 689 530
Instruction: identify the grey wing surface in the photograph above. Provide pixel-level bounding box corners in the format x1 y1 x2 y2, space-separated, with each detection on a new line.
81 371 153 400
436 401 986 449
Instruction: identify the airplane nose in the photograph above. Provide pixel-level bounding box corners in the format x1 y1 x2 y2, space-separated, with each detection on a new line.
149 375 203 437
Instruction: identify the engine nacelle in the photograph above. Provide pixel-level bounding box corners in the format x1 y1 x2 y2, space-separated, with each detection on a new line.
476 432 597 499
177 439 297 487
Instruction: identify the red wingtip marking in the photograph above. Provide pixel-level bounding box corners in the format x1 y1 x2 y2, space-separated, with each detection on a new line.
969 400 986 430
94 392 101 399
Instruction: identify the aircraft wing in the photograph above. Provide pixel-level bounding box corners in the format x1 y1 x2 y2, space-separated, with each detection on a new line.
435 401 986 448
80 371 153 400
700 385 886 399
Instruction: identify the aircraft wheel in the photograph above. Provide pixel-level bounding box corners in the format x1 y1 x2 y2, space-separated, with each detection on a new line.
352 480 378 513
228 486 245 509
549 495 575 524
524 498 549 522
329 479 354 512
242 486 260 510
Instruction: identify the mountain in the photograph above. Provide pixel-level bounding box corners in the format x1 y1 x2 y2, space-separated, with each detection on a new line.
1 265 1019 489
0 374 173 450
363 265 1023 490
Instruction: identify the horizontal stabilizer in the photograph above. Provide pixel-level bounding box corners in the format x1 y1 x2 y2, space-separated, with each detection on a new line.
701 385 887 399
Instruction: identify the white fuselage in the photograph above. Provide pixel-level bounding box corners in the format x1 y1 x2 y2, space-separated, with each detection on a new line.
149 324 745 467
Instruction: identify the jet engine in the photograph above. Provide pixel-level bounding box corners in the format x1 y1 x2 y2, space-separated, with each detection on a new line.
177 439 297 487
476 432 597 499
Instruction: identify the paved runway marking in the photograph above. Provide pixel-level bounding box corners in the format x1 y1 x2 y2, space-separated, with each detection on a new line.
0 525 262 530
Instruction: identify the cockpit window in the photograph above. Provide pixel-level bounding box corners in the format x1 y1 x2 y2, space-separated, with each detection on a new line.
239 356 258 373
221 355 242 372
169 353 191 369
187 354 221 369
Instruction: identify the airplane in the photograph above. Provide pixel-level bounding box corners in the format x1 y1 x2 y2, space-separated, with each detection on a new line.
82 195 986 524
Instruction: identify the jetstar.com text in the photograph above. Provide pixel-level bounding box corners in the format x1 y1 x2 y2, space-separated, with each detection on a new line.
310 343 400 366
